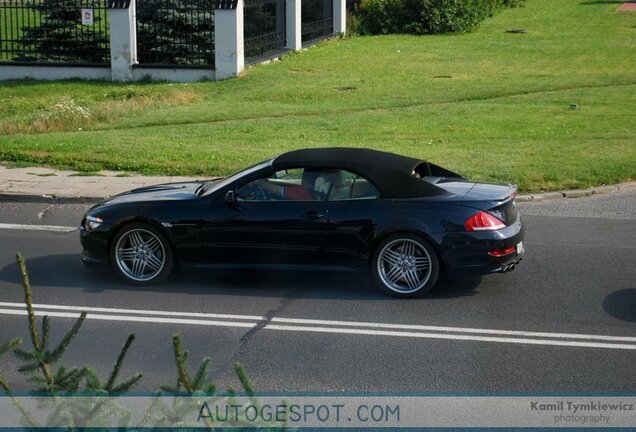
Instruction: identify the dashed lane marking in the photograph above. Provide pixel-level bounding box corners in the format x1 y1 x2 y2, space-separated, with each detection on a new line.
0 223 76 233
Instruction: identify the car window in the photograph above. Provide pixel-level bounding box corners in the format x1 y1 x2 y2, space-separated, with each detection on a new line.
236 168 338 202
200 159 271 196
328 170 380 201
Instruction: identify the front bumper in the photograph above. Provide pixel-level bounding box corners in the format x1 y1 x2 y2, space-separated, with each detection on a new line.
79 220 112 268
81 249 107 268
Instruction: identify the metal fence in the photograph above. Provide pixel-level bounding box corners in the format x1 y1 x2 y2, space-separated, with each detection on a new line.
301 0 332 42
244 0 286 59
0 0 110 64
136 0 215 67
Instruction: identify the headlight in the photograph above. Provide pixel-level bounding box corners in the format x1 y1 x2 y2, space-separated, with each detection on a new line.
84 215 103 231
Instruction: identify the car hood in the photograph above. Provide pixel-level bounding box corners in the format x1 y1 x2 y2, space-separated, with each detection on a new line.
97 181 207 206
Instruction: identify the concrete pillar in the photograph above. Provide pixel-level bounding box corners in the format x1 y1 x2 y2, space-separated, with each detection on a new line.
333 0 346 34
286 0 301 51
109 1 137 82
214 0 244 80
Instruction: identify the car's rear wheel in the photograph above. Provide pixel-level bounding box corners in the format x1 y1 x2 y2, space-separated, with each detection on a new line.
110 222 173 285
371 233 439 298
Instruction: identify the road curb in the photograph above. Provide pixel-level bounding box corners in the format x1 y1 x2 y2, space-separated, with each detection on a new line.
516 181 636 203
0 193 106 204
0 181 634 205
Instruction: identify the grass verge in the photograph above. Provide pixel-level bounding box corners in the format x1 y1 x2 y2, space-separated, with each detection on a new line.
0 0 634 192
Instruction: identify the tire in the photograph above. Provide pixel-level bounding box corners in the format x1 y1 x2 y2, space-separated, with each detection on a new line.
370 233 439 298
110 222 174 285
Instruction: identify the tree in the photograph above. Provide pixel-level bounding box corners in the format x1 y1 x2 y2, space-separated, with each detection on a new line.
18 0 109 63
136 0 215 65
0 253 276 428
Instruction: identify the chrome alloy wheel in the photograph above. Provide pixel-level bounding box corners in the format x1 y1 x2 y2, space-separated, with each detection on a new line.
377 238 432 294
115 228 165 282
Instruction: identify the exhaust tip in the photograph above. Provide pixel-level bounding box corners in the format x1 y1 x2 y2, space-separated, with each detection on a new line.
498 263 518 273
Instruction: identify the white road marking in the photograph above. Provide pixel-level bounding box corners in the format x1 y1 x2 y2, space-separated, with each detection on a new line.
0 303 634 350
270 317 636 342
0 309 255 329
0 223 76 233
0 302 263 321
263 324 636 350
1 301 635 342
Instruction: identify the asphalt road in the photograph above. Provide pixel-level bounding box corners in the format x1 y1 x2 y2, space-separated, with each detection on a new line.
0 193 634 393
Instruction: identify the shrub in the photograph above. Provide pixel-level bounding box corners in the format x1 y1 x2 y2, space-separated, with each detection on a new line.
357 0 408 35
0 253 280 429
356 0 524 35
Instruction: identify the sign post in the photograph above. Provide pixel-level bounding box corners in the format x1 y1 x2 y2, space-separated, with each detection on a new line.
81 8 94 26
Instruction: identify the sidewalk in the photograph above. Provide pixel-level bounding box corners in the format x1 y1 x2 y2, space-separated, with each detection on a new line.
0 164 634 203
0 165 200 203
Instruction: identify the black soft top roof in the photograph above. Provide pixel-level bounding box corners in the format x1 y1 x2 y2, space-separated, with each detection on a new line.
272 148 458 198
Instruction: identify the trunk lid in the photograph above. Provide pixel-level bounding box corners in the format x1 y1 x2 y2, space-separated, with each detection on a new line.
428 178 519 225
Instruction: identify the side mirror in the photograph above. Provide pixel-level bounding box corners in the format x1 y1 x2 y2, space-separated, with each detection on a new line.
225 190 237 208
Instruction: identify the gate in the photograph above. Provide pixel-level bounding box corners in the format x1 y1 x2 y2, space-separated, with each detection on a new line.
244 0 286 59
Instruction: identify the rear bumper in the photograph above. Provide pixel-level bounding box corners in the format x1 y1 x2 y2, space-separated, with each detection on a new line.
463 249 524 276
432 217 525 276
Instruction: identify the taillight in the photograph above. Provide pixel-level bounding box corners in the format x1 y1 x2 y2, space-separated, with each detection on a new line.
464 211 506 231
488 246 516 257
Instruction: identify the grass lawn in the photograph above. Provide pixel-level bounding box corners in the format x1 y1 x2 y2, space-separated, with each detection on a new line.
0 0 634 192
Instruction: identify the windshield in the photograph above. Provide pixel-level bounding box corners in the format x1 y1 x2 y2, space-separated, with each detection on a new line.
199 159 272 196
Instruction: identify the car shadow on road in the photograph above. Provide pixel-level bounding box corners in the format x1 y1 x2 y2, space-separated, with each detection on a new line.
0 253 482 301
603 289 636 322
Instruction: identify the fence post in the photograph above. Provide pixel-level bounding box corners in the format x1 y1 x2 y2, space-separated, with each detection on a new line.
109 0 137 81
333 0 346 34
215 0 245 80
286 0 301 51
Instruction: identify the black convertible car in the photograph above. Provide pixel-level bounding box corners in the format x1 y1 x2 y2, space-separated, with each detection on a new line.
80 148 524 297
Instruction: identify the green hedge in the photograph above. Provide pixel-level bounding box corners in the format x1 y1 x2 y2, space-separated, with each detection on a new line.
354 0 524 35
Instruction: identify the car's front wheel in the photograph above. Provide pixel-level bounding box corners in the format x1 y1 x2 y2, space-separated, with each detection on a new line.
371 233 439 298
110 222 173 285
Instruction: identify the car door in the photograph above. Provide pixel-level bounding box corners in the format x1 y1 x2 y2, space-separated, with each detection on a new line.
322 170 383 269
200 168 331 267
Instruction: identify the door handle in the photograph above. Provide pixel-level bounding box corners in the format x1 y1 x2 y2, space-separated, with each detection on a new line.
303 211 325 220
